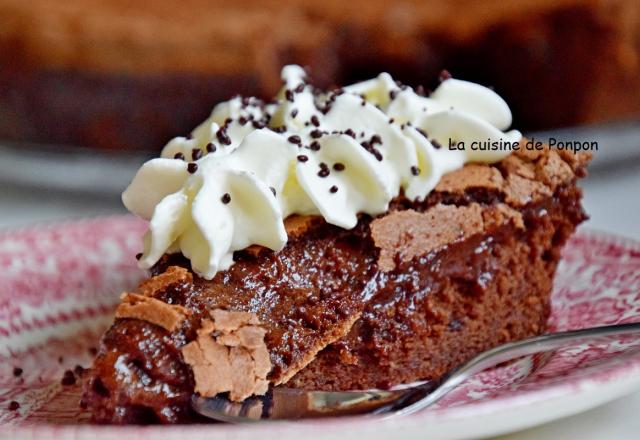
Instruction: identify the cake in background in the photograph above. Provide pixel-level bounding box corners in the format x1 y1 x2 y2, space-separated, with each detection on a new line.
1 0 638 151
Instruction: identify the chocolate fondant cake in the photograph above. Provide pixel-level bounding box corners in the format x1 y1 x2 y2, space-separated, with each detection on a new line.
81 66 590 423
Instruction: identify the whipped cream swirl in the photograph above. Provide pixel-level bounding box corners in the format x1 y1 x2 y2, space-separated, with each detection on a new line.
123 65 521 279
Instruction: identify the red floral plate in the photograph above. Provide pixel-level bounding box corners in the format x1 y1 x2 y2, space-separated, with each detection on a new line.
1 216 639 440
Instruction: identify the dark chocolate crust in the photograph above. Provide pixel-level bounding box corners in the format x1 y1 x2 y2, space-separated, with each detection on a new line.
82 148 589 424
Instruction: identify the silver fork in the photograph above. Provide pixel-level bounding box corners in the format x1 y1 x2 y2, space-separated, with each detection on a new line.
191 322 640 422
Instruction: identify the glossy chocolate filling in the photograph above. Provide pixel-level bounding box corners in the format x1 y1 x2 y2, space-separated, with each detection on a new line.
82 178 586 423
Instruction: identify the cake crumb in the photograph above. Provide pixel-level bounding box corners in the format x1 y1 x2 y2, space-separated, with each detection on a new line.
115 293 190 331
138 266 193 297
74 365 86 377
182 310 271 402
61 370 76 386
210 309 260 331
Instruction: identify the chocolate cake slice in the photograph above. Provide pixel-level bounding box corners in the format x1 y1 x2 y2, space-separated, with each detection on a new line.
82 147 589 423
81 66 590 423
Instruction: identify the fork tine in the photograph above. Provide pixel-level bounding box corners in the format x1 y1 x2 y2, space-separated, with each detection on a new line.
192 386 412 422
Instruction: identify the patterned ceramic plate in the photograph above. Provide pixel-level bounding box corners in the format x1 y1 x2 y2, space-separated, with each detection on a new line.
1 216 639 440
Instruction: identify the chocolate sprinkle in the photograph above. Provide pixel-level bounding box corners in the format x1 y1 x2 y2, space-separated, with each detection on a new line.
416 127 429 139
439 69 452 82
285 89 295 102
294 84 305 93
191 148 203 161
317 162 330 178
297 155 309 162
173 152 185 160
74 365 85 377
290 109 299 118
135 253 142 260
360 139 385 161
411 166 421 176
206 142 217 153
61 370 76 386
310 129 323 139
288 135 302 145
221 193 231 204
333 163 345 171
329 185 338 193
8 401 19 411
310 115 320 127
310 141 321 151
216 128 232 146
12 367 22 377
270 187 276 196
187 163 198 174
